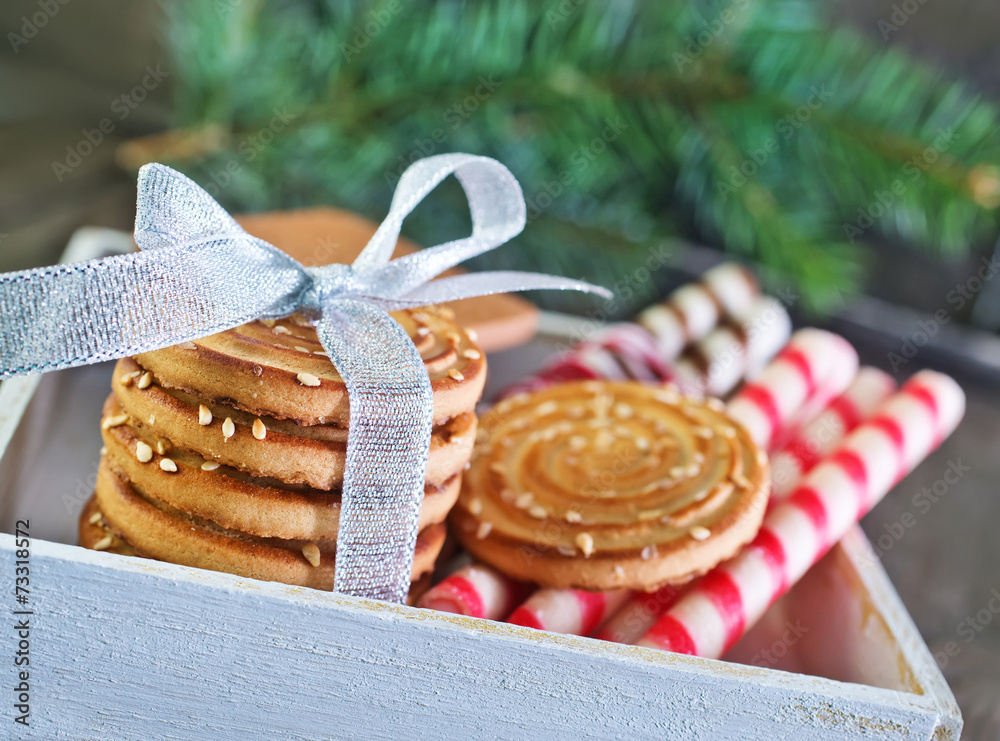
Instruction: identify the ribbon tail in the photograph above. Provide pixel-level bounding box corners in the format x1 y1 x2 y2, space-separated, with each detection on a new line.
0 242 309 380
367 271 612 310
317 299 434 603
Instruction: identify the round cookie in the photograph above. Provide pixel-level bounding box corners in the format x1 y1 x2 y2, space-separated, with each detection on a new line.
451 380 770 591
134 306 485 427
91 461 445 590
101 399 461 540
111 357 476 489
78 496 434 605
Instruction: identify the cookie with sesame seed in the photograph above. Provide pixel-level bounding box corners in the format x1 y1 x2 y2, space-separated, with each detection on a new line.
86 460 446 591
99 395 461 541
109 358 476 490
134 306 485 428
451 380 769 592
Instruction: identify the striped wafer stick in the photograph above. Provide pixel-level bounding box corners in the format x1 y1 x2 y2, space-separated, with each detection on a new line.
636 371 965 659
770 367 896 501
591 583 686 644
638 262 759 358
726 329 858 450
506 589 631 636
416 563 532 620
496 323 673 398
673 295 791 397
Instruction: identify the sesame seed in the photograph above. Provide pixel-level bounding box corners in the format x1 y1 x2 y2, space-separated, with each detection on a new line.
302 542 321 567
534 400 558 417
297 372 321 387
448 369 465 382
415 327 431 338
686 464 700 476
101 414 129 431
613 402 634 419
568 436 588 451
696 427 714 439
439 306 456 320
567 405 586 418
155 440 169 455
462 348 482 360
222 418 235 440
159 458 178 473
88 511 102 525
137 372 153 390
198 405 213 426
528 505 547 519
135 441 153 463
614 565 626 579
253 364 264 377
733 474 752 489
99 446 107 456
514 492 534 509
468 498 483 515
476 521 493 539
690 526 711 541
178 341 197 350
636 437 650 451
669 466 685 479
119 371 140 386
575 532 595 557
641 545 656 561
201 461 221 471
466 328 478 342
92 535 114 551
412 311 430 323
706 397 725 412
252 419 267 440
295 346 309 353
315 350 330 357
557 545 577 557
722 426 737 439
565 510 583 523
500 489 516 503
273 326 292 335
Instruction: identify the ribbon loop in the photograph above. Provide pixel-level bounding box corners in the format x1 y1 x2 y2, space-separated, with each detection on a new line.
0 153 611 602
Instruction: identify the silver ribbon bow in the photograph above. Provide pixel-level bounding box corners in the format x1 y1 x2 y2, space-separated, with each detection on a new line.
0 153 610 603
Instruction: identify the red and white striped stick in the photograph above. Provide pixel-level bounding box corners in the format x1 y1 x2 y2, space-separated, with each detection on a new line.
637 263 759 359
506 588 631 636
726 329 858 450
769 367 896 502
416 563 532 620
636 371 965 659
590 583 687 644
673 296 792 397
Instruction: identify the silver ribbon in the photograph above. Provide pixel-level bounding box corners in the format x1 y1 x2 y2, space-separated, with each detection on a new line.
0 153 610 603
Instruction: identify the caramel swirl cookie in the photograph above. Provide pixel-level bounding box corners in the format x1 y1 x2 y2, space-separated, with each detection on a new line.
134 306 485 427
88 461 445 590
452 380 769 591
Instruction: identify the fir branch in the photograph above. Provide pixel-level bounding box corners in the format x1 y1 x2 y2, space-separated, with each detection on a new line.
150 0 1000 313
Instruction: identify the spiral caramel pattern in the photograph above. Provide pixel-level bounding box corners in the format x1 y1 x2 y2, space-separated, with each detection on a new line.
452 380 770 591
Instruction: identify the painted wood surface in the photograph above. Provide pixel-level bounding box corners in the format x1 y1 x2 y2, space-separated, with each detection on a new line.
0 537 955 741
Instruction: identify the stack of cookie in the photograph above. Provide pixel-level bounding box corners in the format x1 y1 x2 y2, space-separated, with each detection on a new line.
79 305 485 601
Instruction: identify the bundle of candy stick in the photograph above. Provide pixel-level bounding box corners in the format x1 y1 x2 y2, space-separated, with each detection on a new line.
498 263 791 400
418 265 964 663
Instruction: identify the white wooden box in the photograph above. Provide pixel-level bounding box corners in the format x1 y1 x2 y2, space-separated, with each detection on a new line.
0 231 962 740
